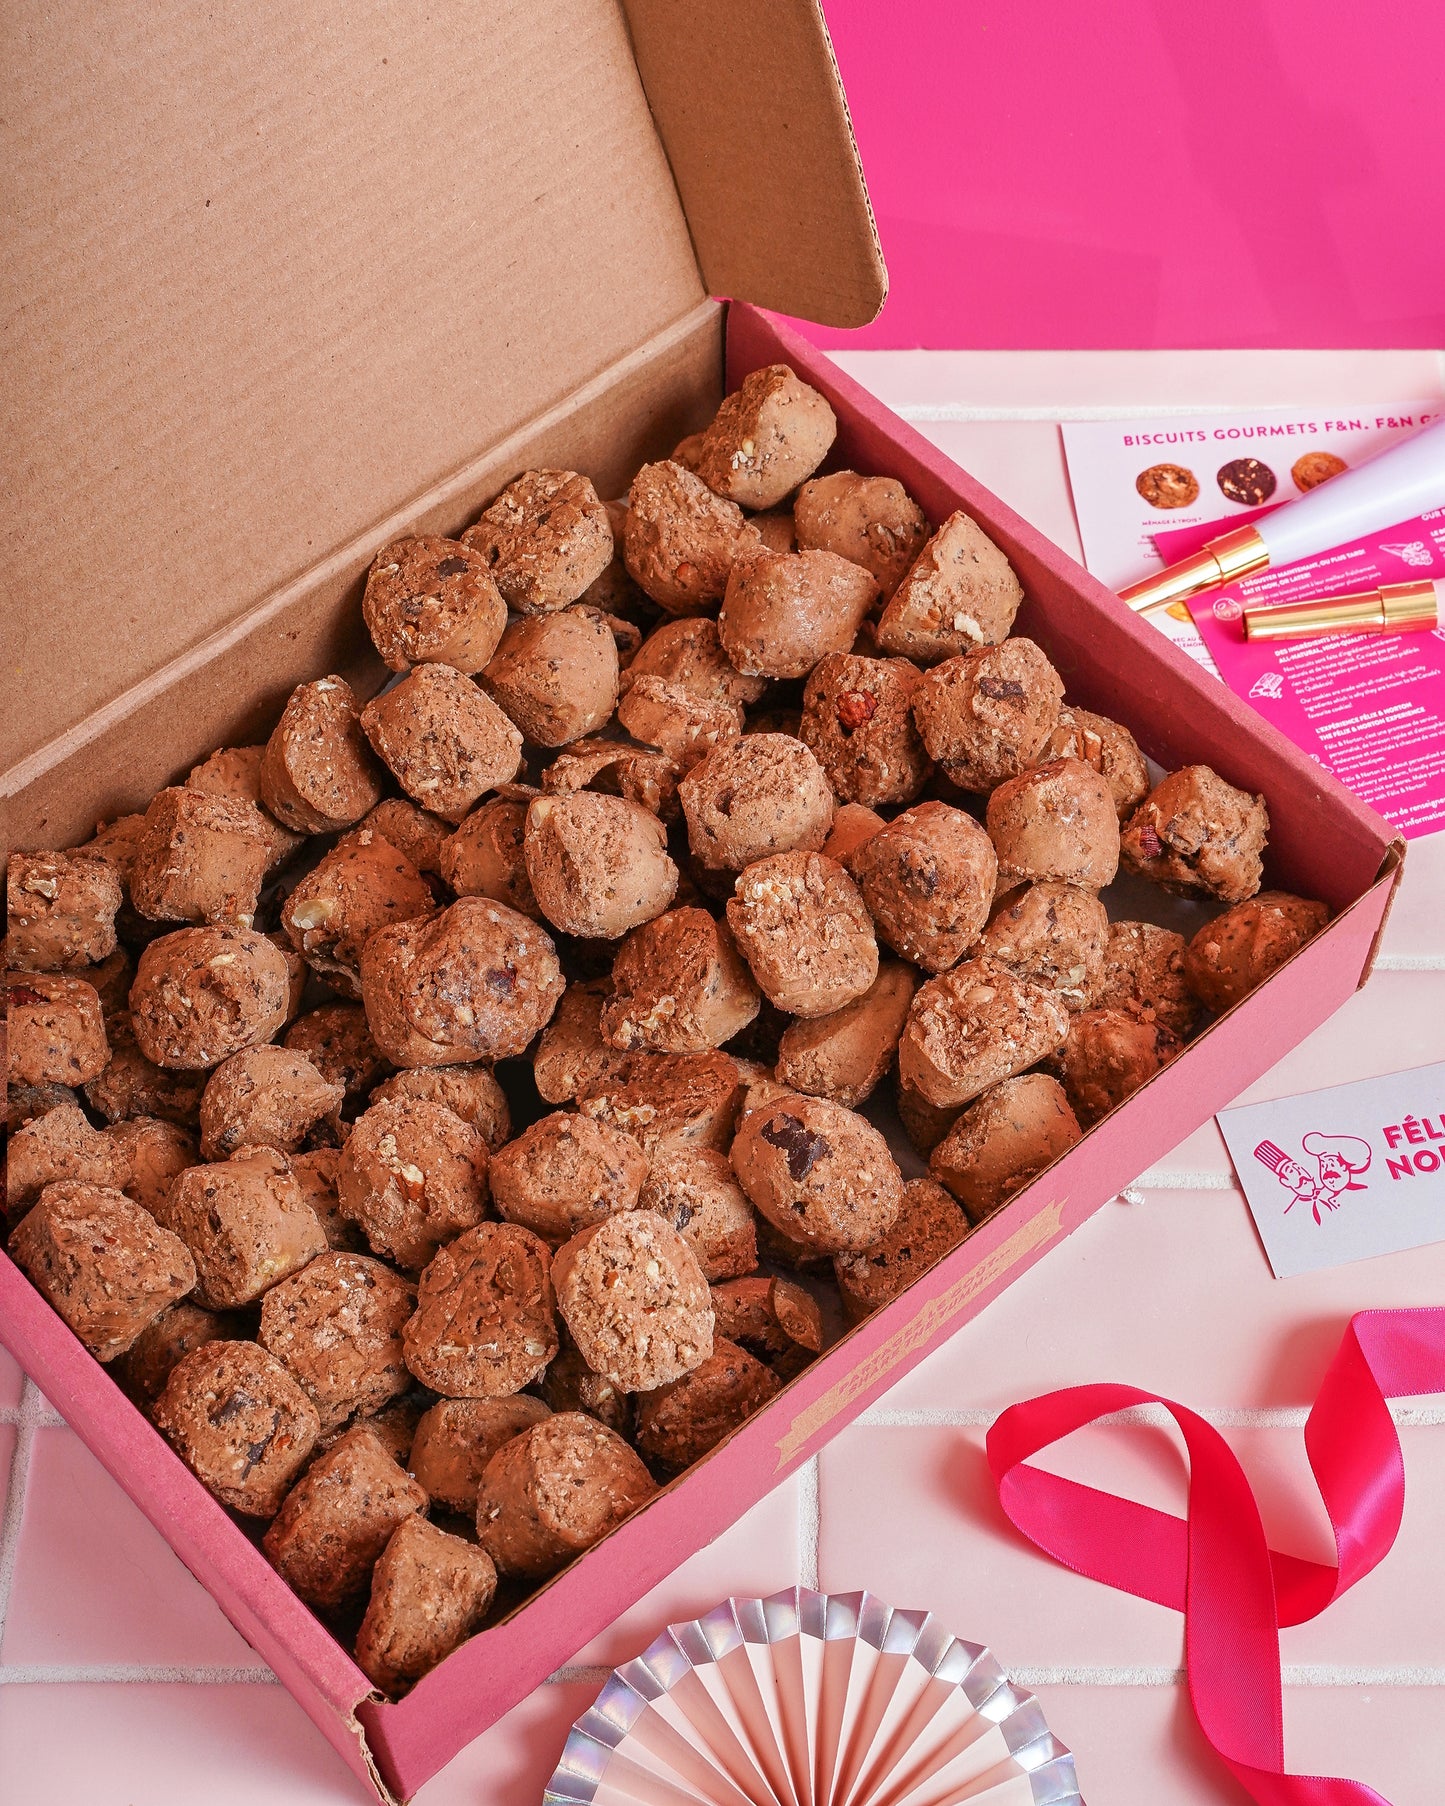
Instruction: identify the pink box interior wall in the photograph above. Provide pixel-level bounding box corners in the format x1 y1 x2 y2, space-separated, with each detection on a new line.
0 303 1401 1804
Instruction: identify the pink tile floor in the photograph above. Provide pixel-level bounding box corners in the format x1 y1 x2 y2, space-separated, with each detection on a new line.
3 348 1444 1803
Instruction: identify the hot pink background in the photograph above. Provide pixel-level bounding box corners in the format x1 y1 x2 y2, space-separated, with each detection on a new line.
812 0 1445 350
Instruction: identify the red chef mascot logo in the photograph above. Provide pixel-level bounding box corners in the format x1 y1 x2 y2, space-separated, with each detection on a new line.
1254 1133 1372 1225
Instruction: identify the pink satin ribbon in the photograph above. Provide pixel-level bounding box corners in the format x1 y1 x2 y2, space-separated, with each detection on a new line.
986 1308 1445 1802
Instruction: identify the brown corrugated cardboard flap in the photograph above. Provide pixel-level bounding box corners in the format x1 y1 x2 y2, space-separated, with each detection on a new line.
2 0 882 779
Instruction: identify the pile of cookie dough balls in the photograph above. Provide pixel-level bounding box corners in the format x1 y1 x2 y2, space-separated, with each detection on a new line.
6 362 1331 1695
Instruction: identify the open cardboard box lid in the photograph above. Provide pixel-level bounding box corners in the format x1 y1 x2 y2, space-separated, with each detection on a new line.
4 0 884 788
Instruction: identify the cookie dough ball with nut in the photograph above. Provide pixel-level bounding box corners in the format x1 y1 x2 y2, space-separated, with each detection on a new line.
186 746 306 874
899 958 1070 1110
481 610 619 747
356 1515 498 1693
261 676 385 835
912 640 1065 793
776 960 916 1108
285 1002 390 1104
440 797 541 921
848 801 998 975
635 1338 780 1471
1121 765 1269 903
7 974 110 1087
636 1146 757 1282
623 460 763 615
1098 921 1200 1038
408 1395 552 1515
577 1051 744 1157
198 1045 345 1161
1050 1007 1181 1125
131 788 271 928
461 469 613 613
7 851 123 971
158 1146 327 1309
693 364 837 509
710 1274 823 1379
616 676 743 773
832 1176 968 1321
403 1221 557 1397
718 549 878 680
489 1111 648 1246
553 1210 714 1391
524 793 677 939
978 882 1109 1013
624 616 766 710
987 758 1120 890
359 799 451 877
726 852 878 1018
362 535 507 673
1041 707 1150 821
130 925 291 1071
877 511 1025 663
370 1066 511 1152
282 828 433 997
793 470 930 600
930 1074 1082 1223
799 653 933 807
155 1340 320 1517
337 1096 489 1271
731 1094 903 1255
7 1101 128 1217
361 663 522 823
680 733 835 876
258 1251 416 1430
1184 892 1329 1015
601 908 760 1054
360 898 564 1067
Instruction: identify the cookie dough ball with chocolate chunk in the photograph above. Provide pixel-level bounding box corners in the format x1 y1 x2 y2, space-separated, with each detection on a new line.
710 1275 822 1379
356 1516 497 1694
186 745 306 873
799 653 933 808
261 676 385 836
1121 765 1269 904
1042 708 1150 821
718 549 879 681
360 899 564 1067
524 793 677 939
987 759 1120 891
156 1340 320 1516
254 1250 414 1430
726 853 878 1019
1184 892 1329 1015
6 1103 126 1218
461 469 613 614
363 535 507 673
409 1396 552 1515
282 829 433 998
361 664 523 823
8 973 109 1086
475 1412 655 1578
732 1095 903 1255
833 1176 968 1321
109 1116 198 1216
113 1300 237 1413
877 511 1025 663
636 1145 758 1282
263 1423 426 1608
930 1075 1082 1223
199 1045 345 1161
10 1181 196 1360
553 1210 713 1391
899 958 1070 1110
848 802 998 975
623 460 763 615
794 470 930 600
130 925 290 1071
370 1066 511 1152
775 960 916 1108
83 1015 205 1126
577 1050 744 1155
694 364 837 509
1098 921 1200 1038
533 979 630 1105
159 1147 326 1308
490 1112 647 1246
823 802 885 868
912 640 1065 793
1050 1008 1181 1125
337 1097 489 1271
481 610 619 747
403 1222 557 1397
978 882 1109 1013
131 788 271 928
8 851 123 971
286 1003 391 1105
360 799 451 878
616 676 743 772
623 616 766 710
635 1338 780 1471
680 734 835 876
440 797 541 921
602 908 760 1054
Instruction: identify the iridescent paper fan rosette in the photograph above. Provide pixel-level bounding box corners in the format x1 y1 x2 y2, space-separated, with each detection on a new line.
545 1589 1080 1806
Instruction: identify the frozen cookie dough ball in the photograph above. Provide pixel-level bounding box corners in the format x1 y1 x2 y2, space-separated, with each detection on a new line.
680 734 835 876
533 979 631 1106
360 799 452 878
877 511 1024 663
403 1222 557 1397
800 653 932 807
775 960 916 1108
623 460 762 615
912 639 1065 793
281 828 432 997
540 1332 632 1435
361 663 523 823
930 1074 1082 1223
832 1176 968 1321
978 882 1109 1013
726 852 878 1018
1184 892 1329 1014
636 1145 758 1282
261 676 385 836
158 1146 326 1309
155 1340 320 1517
986 758 1120 890
83 1015 205 1128
552 1210 714 1391
710 1273 823 1380
461 469 613 614
7 1102 129 1217
524 793 677 939
186 746 306 875
7 850 123 971
793 470 930 600
130 786 272 928
823 801 886 867
129 926 290 1071
635 1337 780 1471
718 548 878 680
285 1002 391 1104
848 801 997 975
7 973 109 1087
624 616 766 710
1050 1007 1181 1125
615 676 743 773
1041 707 1150 821
1120 765 1268 903
408 1395 552 1515
602 907 760 1054
258 1250 416 1430
337 1096 489 1271
731 1094 903 1254
370 1065 511 1152
1098 921 1200 1038
481 610 619 747
198 1045 344 1161
362 535 507 673
440 797 542 922
576 1050 744 1156
899 958 1070 1110
113 1300 238 1414
694 364 837 509
107 1114 195 1218
355 1516 498 1694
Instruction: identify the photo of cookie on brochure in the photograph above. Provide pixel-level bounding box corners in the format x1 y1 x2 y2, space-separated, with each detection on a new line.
1135 462 1200 510
1292 450 1348 491
1217 457 1277 507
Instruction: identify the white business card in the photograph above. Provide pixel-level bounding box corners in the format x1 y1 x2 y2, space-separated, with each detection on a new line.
1217 1062 1445 1277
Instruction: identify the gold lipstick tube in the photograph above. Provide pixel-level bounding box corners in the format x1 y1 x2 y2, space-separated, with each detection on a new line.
1117 525 1270 616
1243 579 1440 643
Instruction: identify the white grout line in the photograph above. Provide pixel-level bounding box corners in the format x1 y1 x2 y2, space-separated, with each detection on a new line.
1011 1663 1445 1688
797 1456 821 1593
0 1380 49 1652
858 1401 1445 1429
1374 955 1445 971
0 1663 277 1685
